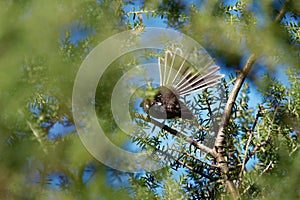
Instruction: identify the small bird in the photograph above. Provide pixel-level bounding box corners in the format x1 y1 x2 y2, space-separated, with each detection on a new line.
140 48 224 120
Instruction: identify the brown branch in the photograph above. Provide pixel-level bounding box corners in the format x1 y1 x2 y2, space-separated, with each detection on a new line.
212 53 257 200
212 0 288 190
260 160 273 176
275 0 289 22
135 113 213 155
213 53 257 151
27 121 48 154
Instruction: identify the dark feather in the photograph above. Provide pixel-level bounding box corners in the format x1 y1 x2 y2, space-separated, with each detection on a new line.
141 48 224 120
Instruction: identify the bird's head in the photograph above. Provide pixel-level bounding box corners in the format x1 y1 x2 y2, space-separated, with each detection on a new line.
140 98 152 113
139 87 159 114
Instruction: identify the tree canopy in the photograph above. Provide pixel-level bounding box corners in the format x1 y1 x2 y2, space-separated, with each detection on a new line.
0 0 299 199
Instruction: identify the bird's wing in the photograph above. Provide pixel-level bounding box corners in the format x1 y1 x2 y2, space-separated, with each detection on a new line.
179 100 194 120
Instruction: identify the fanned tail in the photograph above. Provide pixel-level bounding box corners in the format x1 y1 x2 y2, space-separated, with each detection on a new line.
158 47 224 96
159 48 183 87
176 66 224 96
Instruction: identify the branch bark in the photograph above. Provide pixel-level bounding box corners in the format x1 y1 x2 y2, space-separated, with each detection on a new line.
211 53 257 199
275 0 289 22
211 1 289 198
135 113 213 155
213 53 257 151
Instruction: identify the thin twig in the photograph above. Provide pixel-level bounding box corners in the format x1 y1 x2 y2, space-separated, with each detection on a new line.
244 105 279 164
239 107 262 178
204 90 213 119
126 10 189 20
27 121 48 154
239 133 252 176
241 185 251 196
275 0 289 22
204 89 222 139
289 144 299 156
260 160 273 176
167 147 220 168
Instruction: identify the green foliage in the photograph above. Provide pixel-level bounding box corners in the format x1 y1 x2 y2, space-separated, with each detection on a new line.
0 0 299 199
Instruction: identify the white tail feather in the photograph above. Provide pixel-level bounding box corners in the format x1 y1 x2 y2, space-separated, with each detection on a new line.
166 48 182 84
176 66 220 92
158 48 223 96
179 74 224 95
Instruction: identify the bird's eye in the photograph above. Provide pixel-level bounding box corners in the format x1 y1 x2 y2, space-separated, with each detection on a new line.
145 104 150 109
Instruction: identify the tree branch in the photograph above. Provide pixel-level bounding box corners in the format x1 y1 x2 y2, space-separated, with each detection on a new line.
214 53 257 151
260 160 273 176
243 104 279 165
27 121 48 154
135 113 214 155
210 52 257 199
275 0 289 22
239 107 262 178
211 1 289 196
167 147 220 168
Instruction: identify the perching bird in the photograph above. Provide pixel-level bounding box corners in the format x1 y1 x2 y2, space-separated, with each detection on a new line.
140 47 224 120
